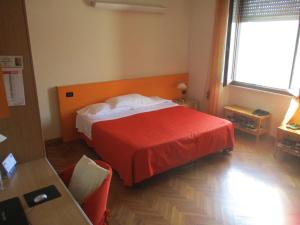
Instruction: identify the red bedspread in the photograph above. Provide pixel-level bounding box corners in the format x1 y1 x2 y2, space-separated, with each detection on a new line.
89 106 234 186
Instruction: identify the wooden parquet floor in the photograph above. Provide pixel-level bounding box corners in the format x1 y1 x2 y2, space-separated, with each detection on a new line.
46 132 300 225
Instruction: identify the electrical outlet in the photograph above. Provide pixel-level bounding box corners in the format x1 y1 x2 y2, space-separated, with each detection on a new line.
66 92 74 98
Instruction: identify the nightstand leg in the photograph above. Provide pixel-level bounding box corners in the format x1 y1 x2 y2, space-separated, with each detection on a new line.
256 119 262 142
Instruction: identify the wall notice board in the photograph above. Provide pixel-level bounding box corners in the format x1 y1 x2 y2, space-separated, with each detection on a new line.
0 56 25 106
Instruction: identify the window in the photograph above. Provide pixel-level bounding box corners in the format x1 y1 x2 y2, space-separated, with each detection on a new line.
224 0 300 95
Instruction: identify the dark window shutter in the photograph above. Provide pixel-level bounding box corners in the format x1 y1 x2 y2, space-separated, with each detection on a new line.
240 0 300 22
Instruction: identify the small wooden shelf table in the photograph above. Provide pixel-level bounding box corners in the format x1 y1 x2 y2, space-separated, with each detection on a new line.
275 125 300 158
224 105 271 141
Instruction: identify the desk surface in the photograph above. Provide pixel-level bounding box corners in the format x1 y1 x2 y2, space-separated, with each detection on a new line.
0 158 92 225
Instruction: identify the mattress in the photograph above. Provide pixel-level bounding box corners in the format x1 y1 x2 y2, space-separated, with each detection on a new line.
81 106 234 186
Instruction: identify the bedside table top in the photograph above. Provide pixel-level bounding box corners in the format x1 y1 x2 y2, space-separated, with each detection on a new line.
224 105 271 120
278 125 300 136
173 99 197 109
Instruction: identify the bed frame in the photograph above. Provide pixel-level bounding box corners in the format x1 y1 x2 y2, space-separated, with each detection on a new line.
57 73 188 142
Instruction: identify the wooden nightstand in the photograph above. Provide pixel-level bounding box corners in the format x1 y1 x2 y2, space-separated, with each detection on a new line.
173 99 198 110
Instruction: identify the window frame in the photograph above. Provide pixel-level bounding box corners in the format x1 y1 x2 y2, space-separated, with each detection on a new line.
223 0 300 96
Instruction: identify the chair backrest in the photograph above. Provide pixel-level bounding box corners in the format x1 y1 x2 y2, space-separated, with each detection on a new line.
60 160 112 225
82 160 112 225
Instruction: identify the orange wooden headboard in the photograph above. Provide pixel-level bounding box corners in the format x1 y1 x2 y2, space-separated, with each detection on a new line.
57 73 188 142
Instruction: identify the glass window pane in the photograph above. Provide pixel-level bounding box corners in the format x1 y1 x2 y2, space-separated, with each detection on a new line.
235 20 298 90
227 21 237 83
225 0 239 85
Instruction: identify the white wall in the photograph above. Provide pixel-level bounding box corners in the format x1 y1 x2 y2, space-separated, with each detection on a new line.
25 0 190 140
188 0 216 110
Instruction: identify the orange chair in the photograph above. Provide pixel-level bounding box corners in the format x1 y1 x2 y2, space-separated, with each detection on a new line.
60 160 112 225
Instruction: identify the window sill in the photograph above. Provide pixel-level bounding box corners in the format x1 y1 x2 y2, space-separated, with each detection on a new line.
228 81 295 97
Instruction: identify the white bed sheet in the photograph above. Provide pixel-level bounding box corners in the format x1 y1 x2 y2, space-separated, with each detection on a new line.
76 101 178 140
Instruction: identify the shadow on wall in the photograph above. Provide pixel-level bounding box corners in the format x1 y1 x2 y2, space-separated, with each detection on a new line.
82 0 92 7
47 87 62 139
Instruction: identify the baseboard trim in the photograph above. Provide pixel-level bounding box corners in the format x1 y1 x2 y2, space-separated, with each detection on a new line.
45 138 63 146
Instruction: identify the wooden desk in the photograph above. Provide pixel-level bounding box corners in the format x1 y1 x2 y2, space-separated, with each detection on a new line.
0 158 92 225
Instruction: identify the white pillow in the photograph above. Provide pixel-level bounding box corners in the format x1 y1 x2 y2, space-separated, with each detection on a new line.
149 96 170 104
68 155 109 204
77 103 111 116
106 94 167 108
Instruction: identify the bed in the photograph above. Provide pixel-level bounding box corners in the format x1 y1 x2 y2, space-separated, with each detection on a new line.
76 95 234 186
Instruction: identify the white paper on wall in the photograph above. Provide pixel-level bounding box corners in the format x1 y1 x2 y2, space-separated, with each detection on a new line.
2 68 25 106
0 56 25 106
